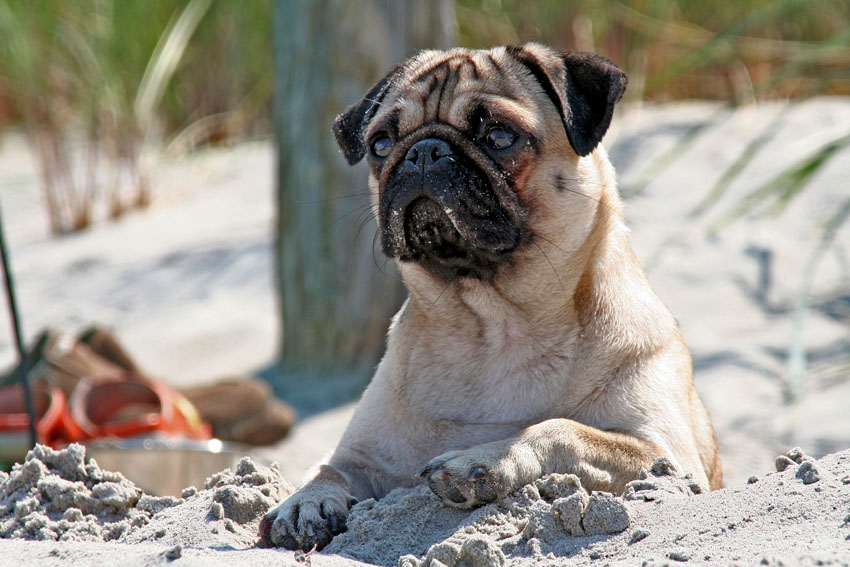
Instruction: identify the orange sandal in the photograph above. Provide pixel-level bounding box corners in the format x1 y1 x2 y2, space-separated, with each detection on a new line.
4 329 215 450
69 374 211 441
0 381 85 461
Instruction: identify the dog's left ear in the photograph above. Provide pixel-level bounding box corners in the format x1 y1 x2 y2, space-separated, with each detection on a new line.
333 65 401 165
507 45 627 157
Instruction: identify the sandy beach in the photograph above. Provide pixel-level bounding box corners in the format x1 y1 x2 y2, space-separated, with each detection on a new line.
1 99 849 565
1 443 849 566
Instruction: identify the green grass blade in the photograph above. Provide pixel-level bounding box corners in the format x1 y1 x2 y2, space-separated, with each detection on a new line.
0 1 39 95
786 195 850 402
134 0 212 134
689 108 788 218
822 195 850 241
759 26 850 97
644 0 811 96
620 107 727 199
708 130 850 234
765 132 850 216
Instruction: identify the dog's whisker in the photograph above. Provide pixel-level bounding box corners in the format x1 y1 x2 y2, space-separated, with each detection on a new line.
354 208 379 246
427 279 452 310
533 234 574 259
370 229 403 282
297 191 374 205
553 181 620 216
533 241 568 302
370 227 384 276
331 202 376 229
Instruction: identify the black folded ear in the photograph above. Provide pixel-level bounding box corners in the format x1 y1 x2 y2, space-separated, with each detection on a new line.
506 45 627 157
560 51 628 156
332 65 402 165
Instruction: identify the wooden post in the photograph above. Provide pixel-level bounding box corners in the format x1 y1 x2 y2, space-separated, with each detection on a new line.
273 0 456 373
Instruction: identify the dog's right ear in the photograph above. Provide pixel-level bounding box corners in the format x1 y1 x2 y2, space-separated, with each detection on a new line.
333 65 401 166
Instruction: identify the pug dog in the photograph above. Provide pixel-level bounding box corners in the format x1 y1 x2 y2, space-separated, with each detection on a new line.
260 43 721 551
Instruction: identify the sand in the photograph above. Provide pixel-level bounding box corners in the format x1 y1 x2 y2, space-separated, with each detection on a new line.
2 99 850 565
322 448 850 566
0 444 288 548
1 444 849 566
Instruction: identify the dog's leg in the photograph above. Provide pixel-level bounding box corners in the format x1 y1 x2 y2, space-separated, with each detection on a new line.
418 418 666 508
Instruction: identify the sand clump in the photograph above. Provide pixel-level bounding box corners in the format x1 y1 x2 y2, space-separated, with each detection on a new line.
327 471 635 566
121 452 291 548
0 444 290 549
621 457 705 503
0 444 165 541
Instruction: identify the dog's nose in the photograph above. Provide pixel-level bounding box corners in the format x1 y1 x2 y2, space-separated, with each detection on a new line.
405 138 453 169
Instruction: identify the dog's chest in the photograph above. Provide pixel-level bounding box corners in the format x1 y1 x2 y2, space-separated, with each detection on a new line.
403 327 579 425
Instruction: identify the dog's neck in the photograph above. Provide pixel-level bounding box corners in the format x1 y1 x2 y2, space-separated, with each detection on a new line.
382 185 681 427
396 189 675 363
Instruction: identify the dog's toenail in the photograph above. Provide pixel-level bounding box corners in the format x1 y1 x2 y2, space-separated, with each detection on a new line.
469 467 487 480
305 522 315 537
259 517 272 537
430 469 448 481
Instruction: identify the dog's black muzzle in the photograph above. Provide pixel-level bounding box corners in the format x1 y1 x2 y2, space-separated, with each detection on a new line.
380 134 522 281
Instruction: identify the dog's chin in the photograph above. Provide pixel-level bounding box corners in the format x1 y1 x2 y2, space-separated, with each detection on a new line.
393 197 515 282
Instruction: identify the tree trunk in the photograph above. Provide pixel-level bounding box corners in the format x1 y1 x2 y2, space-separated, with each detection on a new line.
274 0 456 372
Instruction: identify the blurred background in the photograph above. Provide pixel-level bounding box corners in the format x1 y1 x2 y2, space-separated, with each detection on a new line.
0 0 848 488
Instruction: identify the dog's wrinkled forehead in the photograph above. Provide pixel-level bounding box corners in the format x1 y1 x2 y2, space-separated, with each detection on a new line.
333 43 627 165
367 46 548 140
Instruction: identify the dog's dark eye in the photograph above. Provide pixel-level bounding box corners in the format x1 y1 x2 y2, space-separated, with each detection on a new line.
371 136 393 158
485 127 517 150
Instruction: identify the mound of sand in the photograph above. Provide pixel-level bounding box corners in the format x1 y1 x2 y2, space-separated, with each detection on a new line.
328 450 850 566
0 444 289 550
327 469 636 566
2 444 849 566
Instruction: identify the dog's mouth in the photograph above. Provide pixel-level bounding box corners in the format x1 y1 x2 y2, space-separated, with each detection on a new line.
398 198 517 280
404 197 467 261
401 196 512 280
379 135 523 281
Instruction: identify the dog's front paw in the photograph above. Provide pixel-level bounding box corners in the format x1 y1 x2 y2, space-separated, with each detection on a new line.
418 448 514 509
259 475 353 550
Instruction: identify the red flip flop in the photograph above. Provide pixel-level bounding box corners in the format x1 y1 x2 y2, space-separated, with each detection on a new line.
0 381 85 460
69 374 211 441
